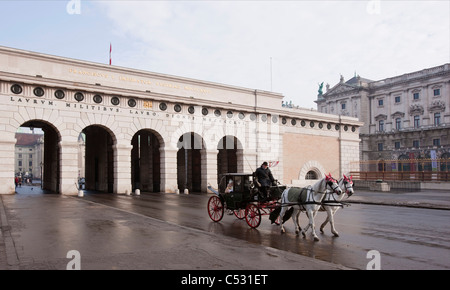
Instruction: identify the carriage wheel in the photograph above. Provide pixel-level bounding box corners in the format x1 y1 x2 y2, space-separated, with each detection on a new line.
245 204 261 228
234 209 245 220
207 196 224 222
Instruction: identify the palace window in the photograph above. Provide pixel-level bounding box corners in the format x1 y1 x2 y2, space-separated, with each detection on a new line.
379 120 384 132
433 139 441 146
378 99 384 106
341 103 346 110
433 88 441 96
414 115 420 128
395 118 401 130
395 142 401 149
434 113 441 126
413 140 420 148
413 92 420 100
378 143 383 151
395 96 401 103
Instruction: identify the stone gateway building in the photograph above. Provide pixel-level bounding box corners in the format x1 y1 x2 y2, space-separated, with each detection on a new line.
0 46 361 195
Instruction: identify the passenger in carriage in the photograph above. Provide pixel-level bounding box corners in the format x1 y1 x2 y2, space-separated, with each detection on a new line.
225 179 233 194
254 162 276 201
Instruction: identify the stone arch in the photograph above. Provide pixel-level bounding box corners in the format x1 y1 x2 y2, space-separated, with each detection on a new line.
177 132 207 192
217 135 245 181
299 160 326 182
81 124 117 193
15 119 62 193
169 120 210 151
130 128 165 192
129 117 168 148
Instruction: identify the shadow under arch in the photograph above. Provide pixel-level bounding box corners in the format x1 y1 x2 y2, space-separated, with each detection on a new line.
177 132 206 193
81 124 117 193
131 129 165 192
217 135 245 185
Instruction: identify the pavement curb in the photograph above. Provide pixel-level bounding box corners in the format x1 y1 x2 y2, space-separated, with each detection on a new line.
0 196 19 269
347 199 450 211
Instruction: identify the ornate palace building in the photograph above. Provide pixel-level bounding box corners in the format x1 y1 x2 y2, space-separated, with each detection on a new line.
0 46 361 195
316 64 450 174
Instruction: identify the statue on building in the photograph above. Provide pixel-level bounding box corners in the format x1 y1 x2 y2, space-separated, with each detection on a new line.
318 82 324 96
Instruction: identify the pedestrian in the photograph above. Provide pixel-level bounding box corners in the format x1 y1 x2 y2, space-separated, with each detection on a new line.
254 162 276 201
15 176 18 188
18 177 22 187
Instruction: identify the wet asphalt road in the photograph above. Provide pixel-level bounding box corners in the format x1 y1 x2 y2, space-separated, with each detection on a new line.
79 191 450 270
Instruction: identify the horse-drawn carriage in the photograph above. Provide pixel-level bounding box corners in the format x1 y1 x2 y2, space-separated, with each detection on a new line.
207 173 286 228
207 172 354 241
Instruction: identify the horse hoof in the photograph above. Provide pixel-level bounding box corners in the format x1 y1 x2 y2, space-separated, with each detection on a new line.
320 228 324 233
333 233 339 237
301 232 306 238
295 230 299 235
314 237 320 242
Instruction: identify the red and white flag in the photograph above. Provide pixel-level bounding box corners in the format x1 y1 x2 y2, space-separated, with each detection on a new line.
269 161 279 168
109 43 112 65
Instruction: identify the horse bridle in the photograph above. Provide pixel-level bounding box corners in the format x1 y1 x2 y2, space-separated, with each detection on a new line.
326 179 342 195
342 179 354 196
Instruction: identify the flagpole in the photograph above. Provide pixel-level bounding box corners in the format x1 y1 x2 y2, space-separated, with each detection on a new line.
109 43 112 65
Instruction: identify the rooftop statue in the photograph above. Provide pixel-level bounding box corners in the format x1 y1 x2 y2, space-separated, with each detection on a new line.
318 82 324 96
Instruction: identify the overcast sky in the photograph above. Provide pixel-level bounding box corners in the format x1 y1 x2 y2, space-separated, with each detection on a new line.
1 0 449 109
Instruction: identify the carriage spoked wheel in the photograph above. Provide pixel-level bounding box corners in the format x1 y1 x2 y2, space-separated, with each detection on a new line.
245 203 261 228
233 209 245 220
207 196 224 222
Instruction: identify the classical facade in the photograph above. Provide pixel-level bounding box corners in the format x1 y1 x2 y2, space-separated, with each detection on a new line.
14 132 44 179
316 64 450 166
0 46 361 195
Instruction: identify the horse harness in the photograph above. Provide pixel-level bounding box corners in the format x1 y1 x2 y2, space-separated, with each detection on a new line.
283 180 345 210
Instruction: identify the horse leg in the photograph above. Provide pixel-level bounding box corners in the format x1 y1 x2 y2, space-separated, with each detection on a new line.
301 208 310 238
329 207 339 237
280 206 287 233
308 208 320 241
295 210 302 234
320 212 330 234
292 208 301 235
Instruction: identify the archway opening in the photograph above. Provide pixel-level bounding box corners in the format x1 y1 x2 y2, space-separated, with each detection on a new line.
82 125 115 193
177 133 204 193
131 130 161 192
217 136 243 184
15 121 60 193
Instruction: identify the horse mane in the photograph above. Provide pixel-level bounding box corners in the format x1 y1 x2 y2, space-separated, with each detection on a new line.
311 177 326 193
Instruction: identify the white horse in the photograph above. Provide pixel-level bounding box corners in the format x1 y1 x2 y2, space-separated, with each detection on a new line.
279 173 342 241
319 174 354 237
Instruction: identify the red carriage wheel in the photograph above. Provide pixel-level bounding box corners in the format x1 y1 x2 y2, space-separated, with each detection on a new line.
233 209 245 219
245 203 261 228
207 195 224 222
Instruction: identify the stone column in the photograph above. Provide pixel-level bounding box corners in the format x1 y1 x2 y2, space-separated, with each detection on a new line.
201 149 218 193
0 139 16 194
114 143 132 195
160 147 178 193
59 141 79 195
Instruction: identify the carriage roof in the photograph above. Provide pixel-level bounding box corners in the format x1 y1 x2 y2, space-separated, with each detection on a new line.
220 173 253 177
